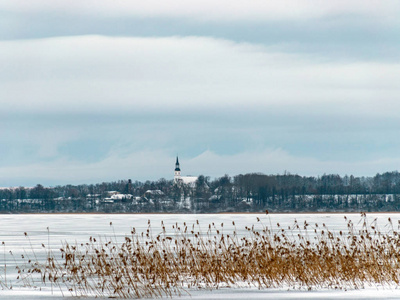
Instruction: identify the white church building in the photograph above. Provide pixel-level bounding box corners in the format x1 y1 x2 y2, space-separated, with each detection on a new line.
174 156 197 186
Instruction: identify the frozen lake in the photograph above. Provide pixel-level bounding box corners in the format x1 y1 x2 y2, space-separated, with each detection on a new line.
1 213 400 299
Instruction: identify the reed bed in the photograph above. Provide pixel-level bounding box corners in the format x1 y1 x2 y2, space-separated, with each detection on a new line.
8 212 400 298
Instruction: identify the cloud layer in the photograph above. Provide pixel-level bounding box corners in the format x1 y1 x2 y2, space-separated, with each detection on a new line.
1 148 400 187
1 35 399 115
2 0 399 21
1 3 399 186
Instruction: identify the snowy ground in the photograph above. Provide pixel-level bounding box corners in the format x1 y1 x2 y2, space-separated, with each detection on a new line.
2 286 400 300
1 213 400 299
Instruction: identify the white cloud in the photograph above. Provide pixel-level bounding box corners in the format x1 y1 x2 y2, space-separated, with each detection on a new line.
1 149 399 186
1 35 399 116
187 150 400 178
1 0 399 21
0 150 172 186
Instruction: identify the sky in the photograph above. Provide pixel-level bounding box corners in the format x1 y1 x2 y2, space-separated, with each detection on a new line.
1 0 400 187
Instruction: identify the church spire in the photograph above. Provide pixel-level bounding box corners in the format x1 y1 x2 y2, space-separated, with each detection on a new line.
175 156 181 171
174 156 181 183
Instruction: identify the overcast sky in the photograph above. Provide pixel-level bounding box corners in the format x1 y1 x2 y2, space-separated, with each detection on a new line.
1 1 400 186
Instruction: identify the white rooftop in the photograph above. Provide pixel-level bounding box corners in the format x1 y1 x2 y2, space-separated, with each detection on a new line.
181 176 198 184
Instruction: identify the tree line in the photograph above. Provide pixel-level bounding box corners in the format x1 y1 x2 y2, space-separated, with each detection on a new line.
1 171 400 213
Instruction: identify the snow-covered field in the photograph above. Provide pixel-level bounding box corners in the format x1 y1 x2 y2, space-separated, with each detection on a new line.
1 213 400 299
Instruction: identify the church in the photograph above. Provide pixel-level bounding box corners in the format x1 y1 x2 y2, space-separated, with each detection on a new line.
174 156 198 186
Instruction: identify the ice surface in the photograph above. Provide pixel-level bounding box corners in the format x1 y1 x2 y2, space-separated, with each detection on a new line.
1 213 400 299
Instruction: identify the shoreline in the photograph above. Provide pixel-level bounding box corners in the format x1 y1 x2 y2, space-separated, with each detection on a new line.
0 211 398 215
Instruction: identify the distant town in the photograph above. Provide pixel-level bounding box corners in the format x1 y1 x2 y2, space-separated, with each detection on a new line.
1 158 400 213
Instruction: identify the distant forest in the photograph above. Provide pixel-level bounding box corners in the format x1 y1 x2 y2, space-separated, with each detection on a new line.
2 171 400 213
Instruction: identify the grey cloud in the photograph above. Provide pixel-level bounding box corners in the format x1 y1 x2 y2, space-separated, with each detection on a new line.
1 36 399 116
2 109 400 186
1 1 399 21
0 2 399 186
1 147 400 187
1 5 399 63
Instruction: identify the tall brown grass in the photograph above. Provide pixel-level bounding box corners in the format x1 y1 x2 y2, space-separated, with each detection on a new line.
9 213 400 298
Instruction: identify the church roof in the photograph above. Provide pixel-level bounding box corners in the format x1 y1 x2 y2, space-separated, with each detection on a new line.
181 176 198 185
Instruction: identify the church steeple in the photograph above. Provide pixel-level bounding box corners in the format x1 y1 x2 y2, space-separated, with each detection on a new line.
174 156 181 183
175 156 181 171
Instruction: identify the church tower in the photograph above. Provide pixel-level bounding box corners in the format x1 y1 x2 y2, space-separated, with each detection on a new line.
174 156 181 183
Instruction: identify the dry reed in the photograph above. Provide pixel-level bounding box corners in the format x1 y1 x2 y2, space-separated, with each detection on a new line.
10 213 400 298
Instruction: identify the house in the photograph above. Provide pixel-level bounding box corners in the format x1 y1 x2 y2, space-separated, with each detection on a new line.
103 192 133 203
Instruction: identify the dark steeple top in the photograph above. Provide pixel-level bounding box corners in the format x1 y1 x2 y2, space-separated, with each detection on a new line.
175 156 181 171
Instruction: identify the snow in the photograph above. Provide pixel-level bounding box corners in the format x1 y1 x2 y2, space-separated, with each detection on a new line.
177 287 400 299
2 286 400 300
145 189 164 195
1 213 400 299
110 193 132 200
